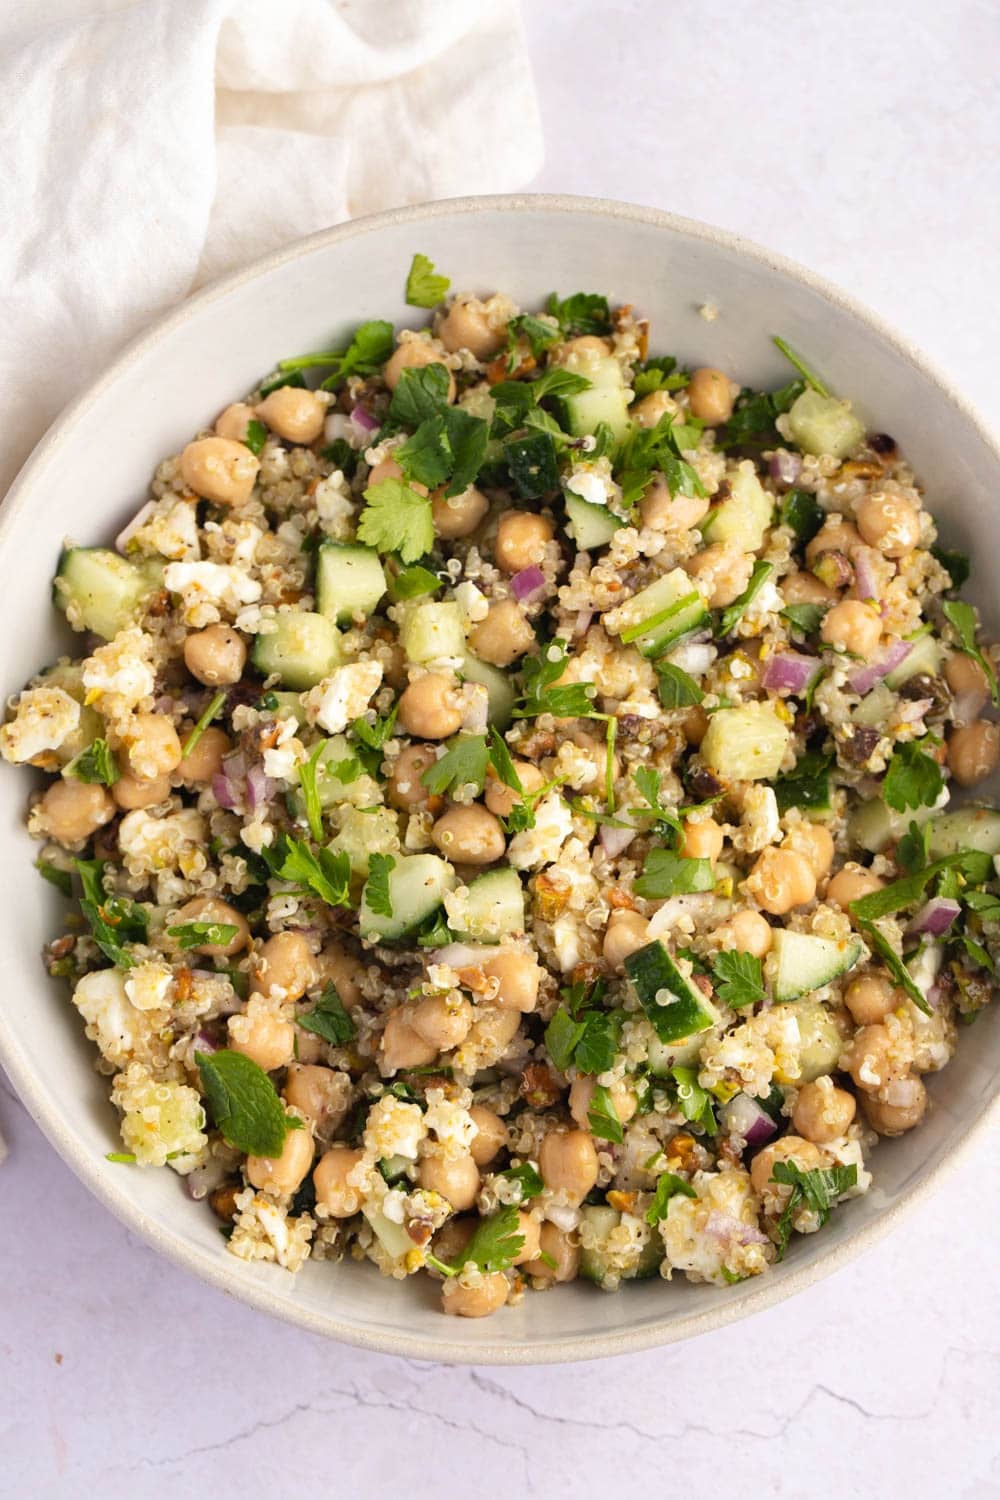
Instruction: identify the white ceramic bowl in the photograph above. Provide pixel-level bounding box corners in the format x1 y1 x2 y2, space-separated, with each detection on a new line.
2 196 998 1364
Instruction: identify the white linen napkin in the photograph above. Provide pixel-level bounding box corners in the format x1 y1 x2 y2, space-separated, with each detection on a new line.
0 0 542 495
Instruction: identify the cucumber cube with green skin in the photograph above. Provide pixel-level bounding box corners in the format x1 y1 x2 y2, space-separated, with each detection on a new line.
926 807 1000 858
884 632 942 688
453 867 525 942
770 929 864 1002
564 493 623 550
54 547 159 640
701 702 790 781
459 652 516 729
786 390 865 460
609 568 709 659
316 542 387 624
251 611 342 690
578 1205 662 1285
625 940 720 1043
562 355 631 442
399 601 466 664
701 462 773 553
358 854 456 942
847 797 938 854
789 1000 843 1082
646 1031 708 1076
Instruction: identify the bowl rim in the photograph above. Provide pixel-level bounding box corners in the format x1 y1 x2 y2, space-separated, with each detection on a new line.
2 191 999 1365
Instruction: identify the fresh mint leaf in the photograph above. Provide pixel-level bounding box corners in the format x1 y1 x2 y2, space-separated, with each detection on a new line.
771 1159 857 1259
405 253 450 309
358 479 435 564
168 920 239 950
655 662 705 709
260 834 352 908
719 378 803 451
530 367 592 402
195 1049 294 1157
420 735 488 796
546 291 612 337
645 1171 697 1224
588 1082 624 1143
66 737 120 786
388 362 452 425
942 599 999 706
299 983 357 1045
634 849 715 899
883 738 944 813
364 853 396 919
710 950 766 1009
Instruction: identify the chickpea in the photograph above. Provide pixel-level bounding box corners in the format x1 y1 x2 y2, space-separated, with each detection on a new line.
746 847 816 916
685 544 754 609
687 366 736 425
313 1146 366 1217
468 599 536 667
681 704 709 746
465 1004 521 1062
180 436 259 506
632 391 675 430
639 476 710 532
315 942 364 1008
397 674 463 740
552 335 612 365
484 760 544 818
442 1272 509 1318
846 1024 898 1092
246 1120 315 1195
855 493 921 558
253 930 316 1002
174 896 250 956
36 779 114 846
494 511 554 573
511 1210 542 1267
750 1135 826 1197
679 816 724 863
844 973 897 1025
214 401 255 442
538 1129 599 1202
438 296 505 360
827 863 884 909
861 1077 928 1135
113 769 171 811
410 991 473 1051
183 624 247 687
805 518 863 565
418 1152 480 1211
388 743 437 810
380 1008 437 1073
368 456 418 491
122 713 182 780
469 1106 508 1166
227 1008 295 1071
483 949 542 1013
431 1215 475 1269
431 804 506 865
255 386 325 445
568 1075 636 1131
602 910 650 970
792 1078 857 1144
176 725 231 787
523 1221 580 1283
432 484 489 539
947 720 1000 788
781 570 837 606
383 338 455 400
945 652 990 721
712 909 773 958
820 599 882 656
783 822 835 880
283 1064 350 1133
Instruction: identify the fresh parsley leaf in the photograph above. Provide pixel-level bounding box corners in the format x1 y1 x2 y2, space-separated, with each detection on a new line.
298 740 326 842
181 690 227 758
544 1007 586 1071
883 738 944 813
258 369 306 398
781 602 827 636
504 430 560 499
168 920 239 950
260 834 352 908
633 356 689 398
36 858 72 897
243 418 268 456
195 1049 295 1157
75 859 147 968
442 407 490 497
358 479 435 564
942 599 999 706
416 909 457 949
497 1162 544 1202
615 410 706 508
388 361 452 425
574 1009 621 1075
645 1171 697 1224
963 889 1000 921
420 735 488 796
299 982 357 1045
405 253 450 308
322 437 359 477
634 849 715 899
850 850 991 923
437 1204 526 1276
279 320 395 391
779 488 823 543
655 662 704 709
546 291 612 337
716 560 774 636
959 933 994 971
710 950 766 1010
931 546 970 591
66 737 120 786
395 414 453 488
671 1066 717 1134
513 640 598 720
772 751 833 816
897 820 932 875
506 313 560 366
389 563 440 601
719 378 804 450
486 726 523 793
771 1159 857 1259
364 853 396 918
588 1082 624 1143
351 705 398 777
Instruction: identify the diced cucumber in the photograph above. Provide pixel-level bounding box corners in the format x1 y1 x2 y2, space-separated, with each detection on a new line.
851 681 896 728
927 807 1000 858
359 854 456 942
701 461 773 553
363 1205 413 1261
328 806 400 876
625 941 720 1044
54 547 158 640
252 611 342 690
701 702 790 782
786 1001 843 1084
400 601 466 664
609 568 709 659
562 355 631 442
770 929 864 1002
564 493 623 550
786 390 864 460
454 867 525 942
460 653 516 729
316 542 387 624
647 1031 709 1076
579 1205 661 1285
847 797 938 854
268 691 306 724
885 632 942 689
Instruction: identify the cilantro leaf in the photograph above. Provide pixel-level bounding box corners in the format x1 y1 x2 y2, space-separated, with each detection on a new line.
195 1049 295 1157
883 738 944 813
670 1066 717 1134
942 599 999 705
588 1082 624 1142
394 406 490 499
243 418 268 456
358 479 435 564
388 362 452 426
710 950 766 1009
771 1159 857 1259
645 1171 697 1224
66 737 120 786
655 662 704 709
440 1204 525 1275
497 1162 544 1202
716 560 774 637
168 920 239 950
298 740 326 842
546 291 612 337
299 983 357 1045
364 853 395 918
75 859 147 968
634 849 715 899
420 735 488 796
260 834 352 908
405 253 450 308
278 320 395 391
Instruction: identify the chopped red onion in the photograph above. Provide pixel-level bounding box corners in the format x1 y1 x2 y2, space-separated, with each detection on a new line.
769 450 802 485
852 546 881 605
721 1093 778 1150
907 898 960 938
350 404 380 435
599 822 637 858
246 764 274 812
704 1210 770 1246
884 1076 924 1109
762 650 820 695
897 696 933 723
511 566 546 601
573 609 594 638
433 942 505 968
115 501 156 554
848 640 910 694
211 770 239 810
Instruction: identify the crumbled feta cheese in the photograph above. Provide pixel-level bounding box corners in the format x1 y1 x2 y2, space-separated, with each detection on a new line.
453 581 490 626
507 792 574 870
0 686 80 764
565 465 612 508
129 498 201 561
73 969 152 1069
732 784 781 854
660 1167 769 1286
118 808 208 896
305 662 384 734
364 1096 427 1161
124 961 174 1012
423 1090 478 1159
82 628 156 714
314 473 356 539
162 561 262 623
227 1189 314 1271
261 716 305 782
